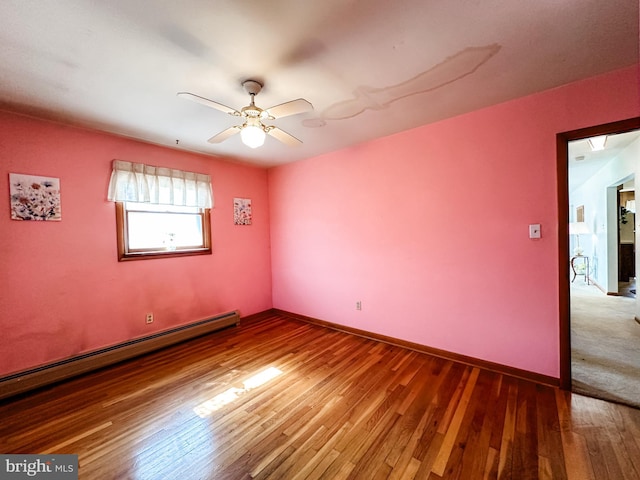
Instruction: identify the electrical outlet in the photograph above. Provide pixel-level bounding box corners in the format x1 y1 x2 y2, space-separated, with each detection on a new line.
146 313 154 324
356 301 362 311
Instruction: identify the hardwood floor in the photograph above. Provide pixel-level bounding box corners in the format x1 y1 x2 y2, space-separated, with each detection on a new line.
1 311 639 479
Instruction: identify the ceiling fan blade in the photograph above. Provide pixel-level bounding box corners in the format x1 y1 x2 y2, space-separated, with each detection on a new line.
177 92 241 116
263 98 313 119
266 127 303 146
207 126 241 143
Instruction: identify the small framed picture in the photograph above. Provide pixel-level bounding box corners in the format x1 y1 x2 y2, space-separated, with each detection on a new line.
9 173 61 221
234 198 252 225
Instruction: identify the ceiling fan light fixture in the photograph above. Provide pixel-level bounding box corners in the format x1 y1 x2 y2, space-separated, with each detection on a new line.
241 124 266 148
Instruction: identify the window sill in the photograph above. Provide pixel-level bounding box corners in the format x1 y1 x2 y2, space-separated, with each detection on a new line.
118 248 212 262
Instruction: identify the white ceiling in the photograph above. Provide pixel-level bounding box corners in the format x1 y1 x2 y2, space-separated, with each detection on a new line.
0 0 637 167
569 130 640 194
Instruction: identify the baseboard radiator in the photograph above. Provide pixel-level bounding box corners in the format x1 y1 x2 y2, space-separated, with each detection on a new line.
0 310 240 401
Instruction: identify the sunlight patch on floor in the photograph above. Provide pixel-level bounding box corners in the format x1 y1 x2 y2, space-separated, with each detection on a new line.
194 367 283 418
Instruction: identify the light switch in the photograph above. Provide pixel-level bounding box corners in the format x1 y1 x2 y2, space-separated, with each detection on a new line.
529 224 541 239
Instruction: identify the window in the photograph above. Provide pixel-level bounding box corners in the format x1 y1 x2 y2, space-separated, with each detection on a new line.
107 160 214 261
115 202 211 260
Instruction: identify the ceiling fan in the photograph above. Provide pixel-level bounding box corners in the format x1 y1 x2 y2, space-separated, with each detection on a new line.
177 80 313 148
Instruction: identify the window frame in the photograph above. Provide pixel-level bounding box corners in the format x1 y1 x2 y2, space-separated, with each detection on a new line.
115 202 212 261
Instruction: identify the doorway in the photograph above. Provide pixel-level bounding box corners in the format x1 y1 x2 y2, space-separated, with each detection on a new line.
557 117 640 400
618 184 635 296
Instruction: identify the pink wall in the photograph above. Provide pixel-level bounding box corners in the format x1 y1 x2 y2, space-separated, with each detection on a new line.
268 65 640 378
0 112 272 376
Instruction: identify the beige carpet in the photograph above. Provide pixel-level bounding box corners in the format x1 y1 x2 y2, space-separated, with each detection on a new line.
571 281 640 409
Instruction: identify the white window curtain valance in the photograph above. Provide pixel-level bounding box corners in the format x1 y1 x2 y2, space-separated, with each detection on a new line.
107 160 214 208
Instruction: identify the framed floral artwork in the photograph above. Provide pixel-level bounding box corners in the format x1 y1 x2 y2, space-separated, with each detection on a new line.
9 173 61 221
233 198 252 225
